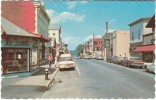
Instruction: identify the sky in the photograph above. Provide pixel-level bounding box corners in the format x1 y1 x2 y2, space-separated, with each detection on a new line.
43 1 155 50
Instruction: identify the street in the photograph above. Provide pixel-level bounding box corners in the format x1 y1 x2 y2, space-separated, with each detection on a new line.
42 59 155 99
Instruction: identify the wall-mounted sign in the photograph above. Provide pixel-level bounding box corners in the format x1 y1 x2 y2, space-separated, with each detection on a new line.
5 37 30 47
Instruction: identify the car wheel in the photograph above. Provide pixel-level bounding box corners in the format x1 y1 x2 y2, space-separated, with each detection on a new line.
144 66 149 72
139 66 142 69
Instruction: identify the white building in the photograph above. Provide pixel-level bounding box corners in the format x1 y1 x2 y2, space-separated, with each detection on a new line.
128 17 152 58
48 26 62 56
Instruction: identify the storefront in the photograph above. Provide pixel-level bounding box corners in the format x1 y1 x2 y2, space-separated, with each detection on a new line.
1 35 40 75
2 48 30 74
1 17 50 75
134 45 155 62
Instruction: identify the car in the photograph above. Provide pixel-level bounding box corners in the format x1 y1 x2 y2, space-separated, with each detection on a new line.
58 54 75 70
95 54 104 60
114 56 125 65
84 55 92 59
109 55 118 63
143 62 155 73
121 57 144 68
106 55 113 62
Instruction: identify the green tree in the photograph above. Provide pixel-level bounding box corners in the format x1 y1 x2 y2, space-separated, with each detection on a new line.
76 44 84 56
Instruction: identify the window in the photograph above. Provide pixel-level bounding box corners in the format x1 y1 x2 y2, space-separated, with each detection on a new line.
138 30 141 40
132 32 134 41
2 48 29 74
94 41 97 45
53 33 55 36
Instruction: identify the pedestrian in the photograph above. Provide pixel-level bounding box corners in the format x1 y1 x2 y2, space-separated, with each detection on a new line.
48 54 53 72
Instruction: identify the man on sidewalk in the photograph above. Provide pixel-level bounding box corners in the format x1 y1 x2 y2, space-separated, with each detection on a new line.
48 54 53 73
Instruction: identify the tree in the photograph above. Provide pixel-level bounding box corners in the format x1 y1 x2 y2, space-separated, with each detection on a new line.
76 44 84 56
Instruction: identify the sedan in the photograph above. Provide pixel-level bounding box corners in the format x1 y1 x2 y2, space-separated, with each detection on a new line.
114 56 125 65
143 62 155 73
58 55 75 70
121 57 144 68
95 54 104 60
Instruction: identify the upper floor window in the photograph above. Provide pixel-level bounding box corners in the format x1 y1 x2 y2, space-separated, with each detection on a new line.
132 32 134 41
53 33 55 36
138 30 141 40
94 41 97 45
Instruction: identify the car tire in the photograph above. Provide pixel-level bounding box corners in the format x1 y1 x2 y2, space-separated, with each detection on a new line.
144 66 149 72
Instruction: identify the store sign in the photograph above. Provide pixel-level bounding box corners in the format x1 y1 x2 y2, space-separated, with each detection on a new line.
5 38 29 46
8 49 26 53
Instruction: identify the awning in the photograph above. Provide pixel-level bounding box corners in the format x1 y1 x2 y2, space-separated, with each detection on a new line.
2 17 51 42
134 45 155 52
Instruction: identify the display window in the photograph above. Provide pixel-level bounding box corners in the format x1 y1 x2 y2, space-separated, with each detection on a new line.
1 48 29 74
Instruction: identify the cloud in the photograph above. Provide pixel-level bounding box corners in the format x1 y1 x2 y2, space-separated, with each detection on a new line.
63 36 81 44
66 1 77 9
83 34 94 42
65 1 88 9
46 9 85 24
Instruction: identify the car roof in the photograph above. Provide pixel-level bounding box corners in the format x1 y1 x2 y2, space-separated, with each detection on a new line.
60 54 72 57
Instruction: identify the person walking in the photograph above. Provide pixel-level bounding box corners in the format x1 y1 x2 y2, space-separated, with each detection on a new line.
48 54 53 73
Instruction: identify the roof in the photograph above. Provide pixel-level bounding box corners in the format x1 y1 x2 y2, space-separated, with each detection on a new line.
2 17 51 42
146 15 155 28
1 17 38 37
128 17 151 26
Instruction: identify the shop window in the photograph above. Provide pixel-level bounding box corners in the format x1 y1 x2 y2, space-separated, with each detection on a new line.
2 48 29 74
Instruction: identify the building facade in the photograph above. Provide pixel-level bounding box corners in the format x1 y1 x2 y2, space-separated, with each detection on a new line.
1 1 50 75
1 17 46 75
112 30 130 57
128 17 152 58
48 26 62 57
93 36 103 56
134 15 155 62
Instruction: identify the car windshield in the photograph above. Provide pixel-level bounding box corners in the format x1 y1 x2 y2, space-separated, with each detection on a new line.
59 57 72 62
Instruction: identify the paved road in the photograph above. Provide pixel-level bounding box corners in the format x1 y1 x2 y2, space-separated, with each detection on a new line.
42 59 155 99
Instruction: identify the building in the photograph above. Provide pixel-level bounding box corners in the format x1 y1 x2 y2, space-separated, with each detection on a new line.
48 26 62 57
112 30 130 57
128 17 152 58
93 35 103 56
134 15 155 62
1 17 50 75
1 1 51 75
102 32 113 60
33 1 51 63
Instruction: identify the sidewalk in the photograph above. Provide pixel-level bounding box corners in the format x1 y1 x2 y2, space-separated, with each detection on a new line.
14 64 59 88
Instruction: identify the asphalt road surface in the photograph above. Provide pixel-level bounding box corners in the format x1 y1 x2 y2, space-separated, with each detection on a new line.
2 59 155 99
42 59 155 99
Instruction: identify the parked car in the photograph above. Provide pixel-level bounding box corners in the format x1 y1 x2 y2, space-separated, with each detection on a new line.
106 55 113 62
95 54 104 60
58 54 75 70
114 56 125 65
110 55 118 63
84 55 92 59
121 57 144 68
143 62 155 73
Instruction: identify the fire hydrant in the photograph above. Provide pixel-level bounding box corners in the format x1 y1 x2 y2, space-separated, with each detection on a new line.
45 68 48 80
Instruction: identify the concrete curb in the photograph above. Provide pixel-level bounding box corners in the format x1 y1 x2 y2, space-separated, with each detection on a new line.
45 68 59 89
